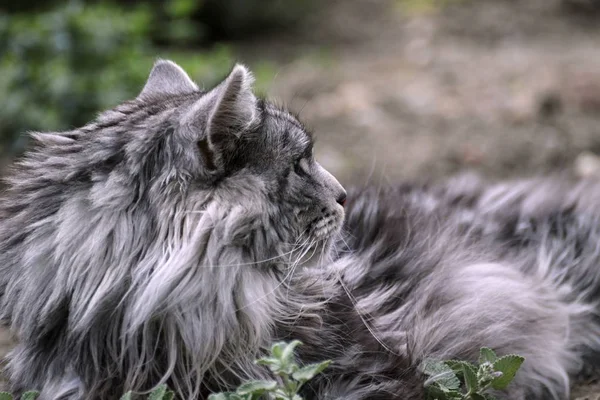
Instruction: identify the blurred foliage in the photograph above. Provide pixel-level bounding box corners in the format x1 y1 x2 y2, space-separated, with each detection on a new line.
194 0 317 41
0 1 152 154
396 0 469 15
0 0 310 157
0 0 316 43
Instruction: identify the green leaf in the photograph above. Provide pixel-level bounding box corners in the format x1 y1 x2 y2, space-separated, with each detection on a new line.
292 360 332 382
462 363 479 393
284 380 299 394
21 392 40 400
425 385 461 400
208 394 241 400
236 380 278 395
491 355 525 390
273 388 292 400
444 359 477 381
256 356 279 366
469 394 486 400
484 395 498 400
208 395 227 400
271 342 284 358
119 392 132 400
149 384 168 400
479 348 498 364
256 356 283 373
165 0 199 18
0 393 12 400
420 359 461 391
444 360 461 371
281 340 302 363
162 390 175 400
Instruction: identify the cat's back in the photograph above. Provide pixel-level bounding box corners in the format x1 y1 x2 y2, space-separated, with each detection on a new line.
322 174 600 400
344 173 600 254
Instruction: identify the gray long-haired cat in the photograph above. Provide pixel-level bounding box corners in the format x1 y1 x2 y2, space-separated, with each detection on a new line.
1 60 599 400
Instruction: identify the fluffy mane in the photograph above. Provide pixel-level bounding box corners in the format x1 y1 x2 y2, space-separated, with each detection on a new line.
0 61 345 398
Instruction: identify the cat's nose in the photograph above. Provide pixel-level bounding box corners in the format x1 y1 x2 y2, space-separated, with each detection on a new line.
336 191 347 207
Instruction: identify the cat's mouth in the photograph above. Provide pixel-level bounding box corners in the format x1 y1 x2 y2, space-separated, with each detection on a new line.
309 213 343 242
288 208 344 268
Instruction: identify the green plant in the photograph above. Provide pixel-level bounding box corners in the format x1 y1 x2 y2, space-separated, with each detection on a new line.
0 345 521 400
194 0 317 40
0 390 39 400
0 1 152 155
420 347 525 400
120 384 175 400
2 0 316 43
0 1 236 159
396 0 469 15
208 340 331 400
0 341 328 400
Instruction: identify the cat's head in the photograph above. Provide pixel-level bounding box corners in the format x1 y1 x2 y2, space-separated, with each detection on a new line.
18 60 346 269
137 60 346 264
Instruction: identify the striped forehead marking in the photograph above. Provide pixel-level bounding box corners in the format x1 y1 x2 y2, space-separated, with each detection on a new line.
265 106 312 149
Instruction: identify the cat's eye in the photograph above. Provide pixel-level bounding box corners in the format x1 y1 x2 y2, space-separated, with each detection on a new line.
293 157 307 175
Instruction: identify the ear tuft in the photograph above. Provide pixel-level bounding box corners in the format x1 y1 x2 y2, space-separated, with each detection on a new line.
227 64 255 95
207 63 257 138
138 59 198 100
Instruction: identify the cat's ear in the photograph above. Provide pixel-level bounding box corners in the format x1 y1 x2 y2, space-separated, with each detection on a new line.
187 64 258 171
206 64 257 139
138 59 198 100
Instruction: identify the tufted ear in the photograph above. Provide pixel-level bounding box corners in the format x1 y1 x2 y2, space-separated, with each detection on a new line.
138 59 198 100
186 64 258 171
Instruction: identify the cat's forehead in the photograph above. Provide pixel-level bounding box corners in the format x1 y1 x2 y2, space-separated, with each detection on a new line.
263 103 312 150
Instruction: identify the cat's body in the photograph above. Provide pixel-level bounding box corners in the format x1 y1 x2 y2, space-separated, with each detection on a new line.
296 177 600 399
0 61 599 400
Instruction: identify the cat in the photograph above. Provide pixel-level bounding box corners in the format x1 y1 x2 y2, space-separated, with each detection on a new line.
0 60 599 400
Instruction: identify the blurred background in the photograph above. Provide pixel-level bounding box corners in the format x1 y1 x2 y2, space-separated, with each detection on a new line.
2 0 600 188
1 0 600 397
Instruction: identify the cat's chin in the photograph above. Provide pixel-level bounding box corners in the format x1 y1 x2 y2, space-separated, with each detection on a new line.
290 236 337 270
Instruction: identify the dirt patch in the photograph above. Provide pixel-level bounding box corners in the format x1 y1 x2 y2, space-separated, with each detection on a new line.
243 0 600 188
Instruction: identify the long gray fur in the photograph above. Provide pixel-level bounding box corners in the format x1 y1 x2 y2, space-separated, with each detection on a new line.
0 60 599 400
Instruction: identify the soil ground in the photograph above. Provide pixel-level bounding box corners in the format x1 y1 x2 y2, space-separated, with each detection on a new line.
246 0 600 188
2 0 600 397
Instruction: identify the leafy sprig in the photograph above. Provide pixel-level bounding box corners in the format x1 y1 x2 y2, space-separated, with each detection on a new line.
0 344 522 400
0 391 39 400
208 340 331 400
420 347 524 400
